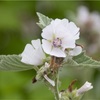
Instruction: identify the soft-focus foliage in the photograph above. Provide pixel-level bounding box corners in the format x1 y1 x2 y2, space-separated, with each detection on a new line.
0 1 100 100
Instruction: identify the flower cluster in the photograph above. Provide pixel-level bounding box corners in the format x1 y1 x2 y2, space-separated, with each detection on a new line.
21 18 83 92
21 18 82 66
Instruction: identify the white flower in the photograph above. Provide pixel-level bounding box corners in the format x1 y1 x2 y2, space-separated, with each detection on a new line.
42 19 80 57
77 6 90 26
44 74 55 86
69 46 82 56
21 39 46 66
77 81 93 96
77 6 100 33
90 12 100 33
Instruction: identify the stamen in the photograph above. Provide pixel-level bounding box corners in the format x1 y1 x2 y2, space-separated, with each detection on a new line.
53 38 62 47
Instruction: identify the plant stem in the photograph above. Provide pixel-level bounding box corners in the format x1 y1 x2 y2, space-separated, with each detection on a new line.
54 70 60 100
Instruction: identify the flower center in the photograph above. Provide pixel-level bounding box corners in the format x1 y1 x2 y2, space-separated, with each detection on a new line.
53 38 62 47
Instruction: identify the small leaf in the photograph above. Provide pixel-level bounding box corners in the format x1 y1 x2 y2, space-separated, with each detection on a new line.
36 12 52 29
0 55 38 71
64 52 100 68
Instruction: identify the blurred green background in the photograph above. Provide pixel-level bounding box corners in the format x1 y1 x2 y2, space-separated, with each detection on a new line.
0 1 100 100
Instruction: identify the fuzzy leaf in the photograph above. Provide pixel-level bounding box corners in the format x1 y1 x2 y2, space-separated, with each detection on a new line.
36 12 52 29
0 55 38 71
64 52 100 68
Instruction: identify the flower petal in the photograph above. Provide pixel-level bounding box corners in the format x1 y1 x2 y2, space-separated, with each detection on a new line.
51 19 62 28
51 47 66 57
41 24 54 40
51 19 68 29
69 46 82 56
62 38 76 49
31 48 45 65
42 39 52 55
21 44 35 65
61 19 69 26
68 22 80 36
74 32 80 40
31 39 41 49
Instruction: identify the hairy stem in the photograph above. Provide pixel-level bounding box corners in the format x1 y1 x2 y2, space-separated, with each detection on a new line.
54 70 60 100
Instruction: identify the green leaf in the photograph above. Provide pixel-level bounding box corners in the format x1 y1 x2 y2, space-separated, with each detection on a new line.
0 55 38 71
64 52 100 68
36 12 52 29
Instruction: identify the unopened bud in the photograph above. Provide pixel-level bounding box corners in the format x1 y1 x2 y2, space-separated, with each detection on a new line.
77 81 93 96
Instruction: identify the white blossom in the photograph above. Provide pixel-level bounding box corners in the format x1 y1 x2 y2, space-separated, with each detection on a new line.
69 46 82 56
90 12 100 33
77 81 93 96
76 6 100 33
21 39 46 66
41 19 80 57
77 6 90 26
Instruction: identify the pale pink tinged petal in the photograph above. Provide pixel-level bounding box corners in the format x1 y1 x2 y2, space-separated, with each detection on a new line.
68 22 80 36
21 44 36 65
31 39 41 49
62 38 76 49
42 39 52 55
41 25 54 40
69 46 82 56
50 47 66 57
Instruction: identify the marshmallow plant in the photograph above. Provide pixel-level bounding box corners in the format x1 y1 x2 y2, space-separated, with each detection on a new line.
0 12 100 100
